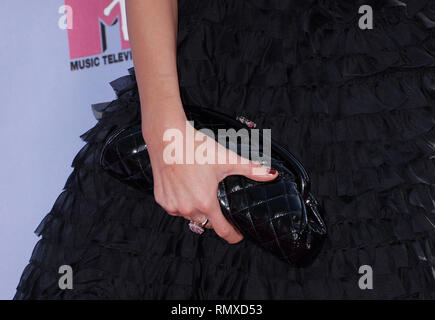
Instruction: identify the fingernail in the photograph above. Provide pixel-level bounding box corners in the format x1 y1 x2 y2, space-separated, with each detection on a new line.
268 169 277 175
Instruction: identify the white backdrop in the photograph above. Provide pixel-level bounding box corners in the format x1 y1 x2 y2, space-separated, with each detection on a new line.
0 0 133 299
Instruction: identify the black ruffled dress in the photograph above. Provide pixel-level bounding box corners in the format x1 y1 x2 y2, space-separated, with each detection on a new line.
15 0 435 299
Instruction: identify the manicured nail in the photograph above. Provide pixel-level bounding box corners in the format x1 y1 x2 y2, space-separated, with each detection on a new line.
268 169 277 175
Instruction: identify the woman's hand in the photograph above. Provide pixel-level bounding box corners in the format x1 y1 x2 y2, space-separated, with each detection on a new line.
126 0 278 244
142 108 278 244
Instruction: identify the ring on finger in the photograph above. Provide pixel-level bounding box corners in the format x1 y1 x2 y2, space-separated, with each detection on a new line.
188 217 209 234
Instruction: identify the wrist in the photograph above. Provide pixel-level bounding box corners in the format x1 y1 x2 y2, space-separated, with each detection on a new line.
141 102 188 157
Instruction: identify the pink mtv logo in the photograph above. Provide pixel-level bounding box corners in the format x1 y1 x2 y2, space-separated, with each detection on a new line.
66 0 130 60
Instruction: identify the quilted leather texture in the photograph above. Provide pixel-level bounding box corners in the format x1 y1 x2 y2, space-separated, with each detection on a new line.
100 105 327 265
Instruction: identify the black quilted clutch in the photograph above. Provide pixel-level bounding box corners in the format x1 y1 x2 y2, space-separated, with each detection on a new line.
100 105 327 266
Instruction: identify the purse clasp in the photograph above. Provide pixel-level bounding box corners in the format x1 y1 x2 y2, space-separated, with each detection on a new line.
236 116 256 128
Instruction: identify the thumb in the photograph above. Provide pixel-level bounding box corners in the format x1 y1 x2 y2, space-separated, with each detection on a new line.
227 158 278 182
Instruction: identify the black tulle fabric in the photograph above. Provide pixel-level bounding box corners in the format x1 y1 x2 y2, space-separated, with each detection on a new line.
15 0 435 299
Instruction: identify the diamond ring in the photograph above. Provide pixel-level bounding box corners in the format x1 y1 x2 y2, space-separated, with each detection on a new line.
188 218 209 234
